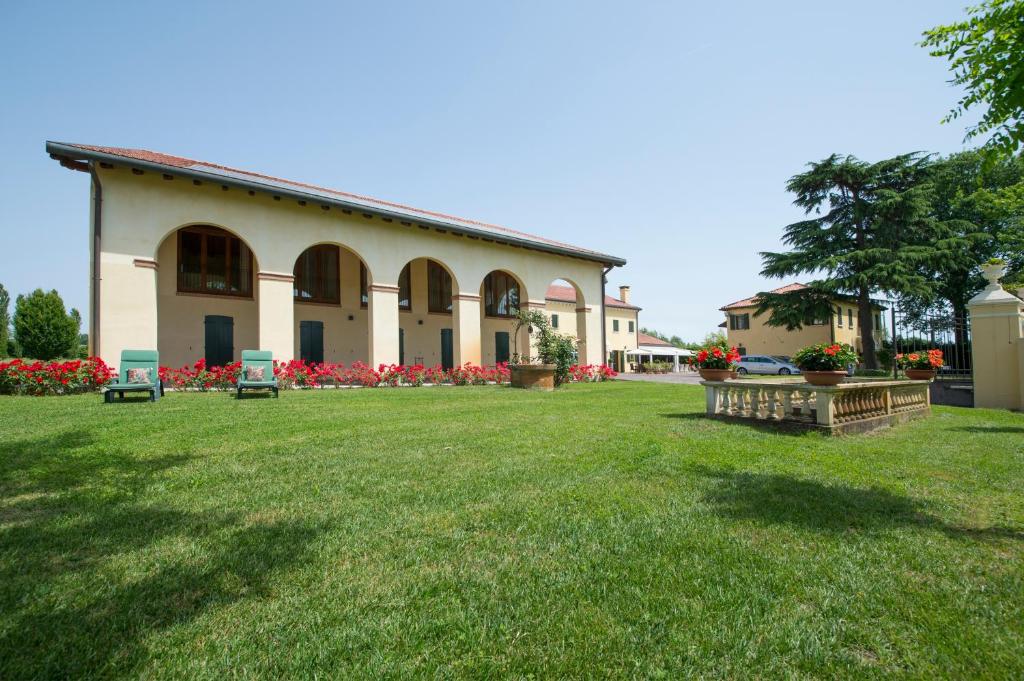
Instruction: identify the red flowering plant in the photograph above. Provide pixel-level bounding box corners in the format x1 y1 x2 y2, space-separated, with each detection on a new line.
0 357 116 396
569 364 618 382
689 343 741 370
424 365 447 385
896 349 943 370
792 343 858 371
161 359 240 391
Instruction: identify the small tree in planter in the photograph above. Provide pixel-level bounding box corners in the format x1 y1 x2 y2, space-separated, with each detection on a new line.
690 341 741 381
509 309 577 389
792 342 858 386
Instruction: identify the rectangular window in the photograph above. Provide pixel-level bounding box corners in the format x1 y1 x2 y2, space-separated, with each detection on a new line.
628 321 635 333
293 244 340 304
360 263 368 308
484 271 519 317
848 309 854 328
875 313 881 329
836 306 843 327
613 319 620 332
551 313 559 329
177 226 252 297
398 264 411 311
427 260 452 313
729 313 750 330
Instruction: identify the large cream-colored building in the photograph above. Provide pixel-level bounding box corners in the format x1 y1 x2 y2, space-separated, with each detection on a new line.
543 283 640 371
48 142 627 370
721 283 885 357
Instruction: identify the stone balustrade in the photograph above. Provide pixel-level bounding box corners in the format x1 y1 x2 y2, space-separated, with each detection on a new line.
700 379 931 434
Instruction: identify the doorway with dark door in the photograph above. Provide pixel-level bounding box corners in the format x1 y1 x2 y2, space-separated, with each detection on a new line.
204 315 234 367
299 320 324 364
440 328 453 370
495 331 510 364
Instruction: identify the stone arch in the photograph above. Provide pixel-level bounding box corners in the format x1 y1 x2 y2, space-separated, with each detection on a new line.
385 257 462 367
479 269 529 365
154 223 261 368
291 242 374 365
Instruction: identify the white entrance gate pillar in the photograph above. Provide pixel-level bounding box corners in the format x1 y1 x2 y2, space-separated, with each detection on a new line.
967 263 1023 411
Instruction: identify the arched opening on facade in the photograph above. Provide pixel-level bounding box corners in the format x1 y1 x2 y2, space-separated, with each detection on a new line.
292 243 373 365
156 224 260 368
543 277 589 365
479 269 527 365
391 257 459 368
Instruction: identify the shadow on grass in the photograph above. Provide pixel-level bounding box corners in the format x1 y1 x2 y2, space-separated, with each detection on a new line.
0 429 323 678
690 464 1023 543
949 426 1024 434
659 412 812 437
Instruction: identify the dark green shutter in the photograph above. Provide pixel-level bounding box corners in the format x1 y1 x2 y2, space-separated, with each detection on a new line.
495 331 510 364
300 320 324 364
399 328 405 366
204 315 234 367
440 328 454 370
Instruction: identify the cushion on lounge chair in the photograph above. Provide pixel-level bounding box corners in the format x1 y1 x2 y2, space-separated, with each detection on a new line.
127 367 153 384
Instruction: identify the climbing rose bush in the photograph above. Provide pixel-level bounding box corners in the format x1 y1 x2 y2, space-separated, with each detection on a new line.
0 357 115 395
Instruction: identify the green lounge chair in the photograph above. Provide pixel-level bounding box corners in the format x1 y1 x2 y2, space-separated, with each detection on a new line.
104 349 163 403
237 350 278 398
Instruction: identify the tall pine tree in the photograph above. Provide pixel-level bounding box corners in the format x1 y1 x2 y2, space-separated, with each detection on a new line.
755 153 941 369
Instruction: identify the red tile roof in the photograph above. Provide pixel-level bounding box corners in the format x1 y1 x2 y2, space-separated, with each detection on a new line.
47 142 626 266
637 332 672 346
720 283 808 310
545 284 640 310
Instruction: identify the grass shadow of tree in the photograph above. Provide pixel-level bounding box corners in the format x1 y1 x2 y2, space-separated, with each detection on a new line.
0 429 324 678
688 463 1023 542
658 412 814 437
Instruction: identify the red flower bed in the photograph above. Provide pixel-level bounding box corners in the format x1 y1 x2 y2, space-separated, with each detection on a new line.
0 357 616 396
0 357 116 396
569 364 618 382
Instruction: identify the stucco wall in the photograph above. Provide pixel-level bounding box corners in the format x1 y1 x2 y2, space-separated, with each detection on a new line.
92 166 609 368
725 302 883 357
155 237 259 368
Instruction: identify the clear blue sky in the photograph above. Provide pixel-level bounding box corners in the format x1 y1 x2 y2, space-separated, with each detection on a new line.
0 1 979 340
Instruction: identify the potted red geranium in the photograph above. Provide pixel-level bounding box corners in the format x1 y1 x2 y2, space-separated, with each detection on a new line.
691 342 741 381
896 349 943 380
792 342 857 386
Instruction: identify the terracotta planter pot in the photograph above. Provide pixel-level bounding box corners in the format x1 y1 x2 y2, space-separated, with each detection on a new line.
699 368 733 382
510 364 556 391
802 370 847 386
905 368 937 381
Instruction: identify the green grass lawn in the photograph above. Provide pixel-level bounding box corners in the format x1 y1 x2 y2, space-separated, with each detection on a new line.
1 382 1022 679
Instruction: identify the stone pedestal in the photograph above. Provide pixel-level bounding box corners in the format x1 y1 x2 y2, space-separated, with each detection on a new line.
968 264 1023 411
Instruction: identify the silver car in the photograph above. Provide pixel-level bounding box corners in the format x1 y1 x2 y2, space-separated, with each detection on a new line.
735 355 801 376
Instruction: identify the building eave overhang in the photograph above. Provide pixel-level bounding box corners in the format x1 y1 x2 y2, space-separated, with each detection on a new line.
46 141 627 268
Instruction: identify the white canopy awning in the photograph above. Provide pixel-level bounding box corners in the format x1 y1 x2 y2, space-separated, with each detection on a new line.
637 345 692 357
